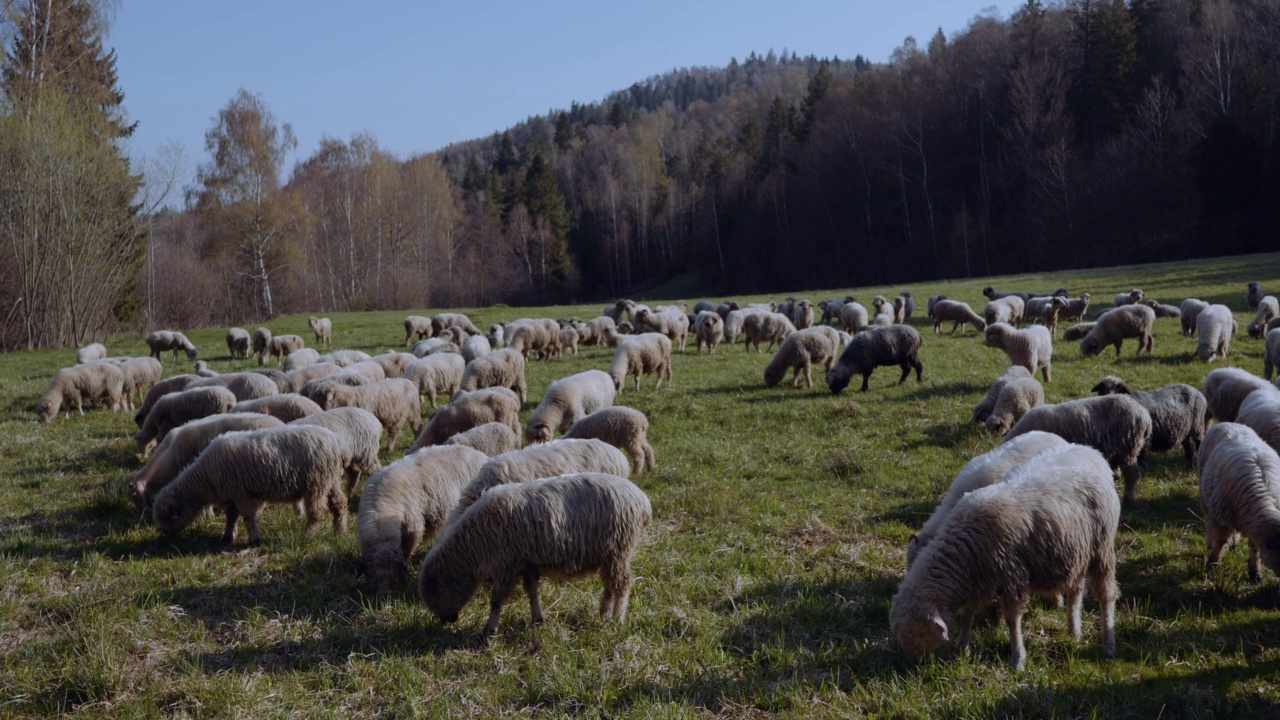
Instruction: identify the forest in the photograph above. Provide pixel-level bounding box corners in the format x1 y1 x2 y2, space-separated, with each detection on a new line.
3 0 1280 347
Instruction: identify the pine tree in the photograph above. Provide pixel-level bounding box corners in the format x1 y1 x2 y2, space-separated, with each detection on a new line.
521 153 577 294
1070 0 1138 144
554 111 573 150
798 62 834 141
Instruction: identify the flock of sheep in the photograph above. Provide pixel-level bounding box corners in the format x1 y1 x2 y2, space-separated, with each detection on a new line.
32 277 1280 665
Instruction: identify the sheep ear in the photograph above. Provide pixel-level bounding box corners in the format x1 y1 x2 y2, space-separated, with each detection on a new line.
930 615 949 641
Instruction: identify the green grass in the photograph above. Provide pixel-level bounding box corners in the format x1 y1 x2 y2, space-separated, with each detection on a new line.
4 253 1280 718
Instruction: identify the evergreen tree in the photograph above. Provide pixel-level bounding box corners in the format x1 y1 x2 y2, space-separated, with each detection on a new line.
494 132 519 174
554 111 573 150
521 153 577 294
798 62 834 141
1070 0 1138 144
760 95 798 174
608 100 628 128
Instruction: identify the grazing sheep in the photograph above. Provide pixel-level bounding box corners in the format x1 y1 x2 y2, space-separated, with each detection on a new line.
507 319 562 360
1091 376 1208 466
134 374 198 427
146 330 198 362
343 360 389 383
926 295 947 322
1062 322 1095 342
742 312 797 353
1024 296 1070 337
220 329 249 359
1080 304 1156 357
318 349 372 367
406 353 466 408
564 407 655 474
526 370 617 444
420 472 651 637
1004 394 1154 505
818 299 844 326
777 297 797 319
930 300 986 335
462 335 492 363
252 328 272 356
129 413 284 514
723 308 765 344
250 368 295 394
458 348 527 404
972 366 1034 425
369 351 415 379
1198 422 1280 584
985 377 1045 435
1204 367 1276 422
906 431 1068 569
634 308 690 352
891 443 1119 670
258 334 306 366
442 422 521 457
410 387 523 451
433 313 482 337
1236 389 1280 455
487 323 505 349
35 362 126 422
1142 299 1181 319
694 311 724 354
438 326 469 346
134 386 238 455
555 327 580 358
1248 296 1280 339
154 425 352 544
412 338 457 358
985 323 1053 383
286 362 344 391
764 326 841 389
194 360 217 378
1180 298 1210 337
358 445 491 593
76 342 107 364
308 316 333 347
897 291 916 322
983 296 1025 327
609 333 673 394
580 317 616 347
1113 289 1144 306
1266 329 1280 381
716 300 741 321
283 348 321 372
405 315 434 346
191 372 279 402
291 407 385 491
310 378 421 450
605 299 637 323
792 299 815 330
231 394 323 423
1196 304 1238 362
113 357 163 409
825 325 923 394
1248 282 1265 312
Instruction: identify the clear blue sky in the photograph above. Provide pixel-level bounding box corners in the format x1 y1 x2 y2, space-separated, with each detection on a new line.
109 1 1018 196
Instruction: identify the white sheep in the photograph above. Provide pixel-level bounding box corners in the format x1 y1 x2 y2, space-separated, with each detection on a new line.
405 315 434 346
438 326 469 346
462 334 492 363
114 357 164 410
369 351 416 379
1198 422 1280 584
1266 328 1280 381
1113 289 1144 306
742 312 796 353
291 406 385 492
1248 282 1265 312
1236 389 1280 455
458 348 528 404
609 333 673 393
984 322 1053 383
555 326 581 358
258 334 306 366
252 327 272 355
441 422 521 457
286 362 344 392
985 376 1045 435
283 348 321 372
310 378 421 450
1180 298 1209 336
507 319 562 360
36 362 126 422
406 353 466 408
134 374 198 427
76 342 107 364
723 308 764 344
1248 296 1279 339
308 316 333 347
231 394 323 423
432 312 482 337
694 311 724 354
1080 304 1155 357
1196 304 1238 362
1091 376 1209 467
930 300 985 335
412 338 458 357
190 372 279 402
526 370 617 443
1204 367 1275 422
972 366 1033 425
579 317 616 347
983 296 1025 327
1142 299 1181 319
564 407 655 474
839 302 870 335
318 349 372 367
410 387 523 451
633 308 690 352
792 299 815 330
134 386 239 455
487 323 506 349
146 330 198 362
763 326 840 389
1058 293 1092 325
1024 296 1069 337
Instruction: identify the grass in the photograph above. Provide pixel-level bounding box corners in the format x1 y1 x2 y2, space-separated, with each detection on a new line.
3 252 1280 718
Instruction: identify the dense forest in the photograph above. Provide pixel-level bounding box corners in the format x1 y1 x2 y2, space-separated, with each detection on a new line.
4 0 1280 345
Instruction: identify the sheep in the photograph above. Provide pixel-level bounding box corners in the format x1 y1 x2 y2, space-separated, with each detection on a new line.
692 301 715 315
1004 394 1153 505
146 330 198 362
1113 289 1144 306
412 338 457 357
604 299 637 323
654 302 688 315
983 296 1025 327
791 299 815 330
634 308 690 352
406 353 466 408
344 360 389 383
258 334 305 366
984 323 1053 383
461 335 492 363
194 360 217 378
972 366 1034 425
1055 293 1091 326
191 372 279 402
745 302 776 313
559 408 651 475
431 312 481 337
777 297 797 319
153 425 352 544
487 323 505 349
251 328 272 356
368 351 415 379
309 378 421 450
35 362 126 422
1079 304 1156 357
926 295 946 322
906 431 1068 569
115 357 163 409
1142 299 1181 319
742 312 796 353
817 299 844 326
457 348 527 404
723 308 765 344
870 295 893 318
410 387 523 451
250 368 295 394
76 342 107 364
930 300 985 335
526 370 616 444
891 443 1119 670
405 315 433 346
134 374 198 427
1062 322 1095 342
1090 376 1208 466
134 386 238 455
826 325 923 394
129 412 284 514
1180 298 1209 337
1204 368 1276 422
308 316 333 347
230 394 323 423
764 326 841 389
1248 296 1280 339
287 362 344 390
1248 282 1265 312
982 286 1027 301
442 422 521 457
716 300 741 320
419 472 650 637
985 377 1045 435
358 445 491 593
579 317 616 347
1196 304 1238 362
694 311 724 354
1266 329 1280 381
319 349 372 367
897 291 916 322
291 407 385 491
609 333 673 394
1197 422 1280 584
1024 296 1070 337
555 327 581 358
1236 389 1280 455
283 348 321 372
438 326 470 346
507 319 562 360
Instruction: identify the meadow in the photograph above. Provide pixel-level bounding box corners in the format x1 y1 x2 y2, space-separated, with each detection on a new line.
3 253 1280 718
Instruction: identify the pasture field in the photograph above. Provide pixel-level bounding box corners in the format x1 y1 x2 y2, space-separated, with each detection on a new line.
4 253 1280 718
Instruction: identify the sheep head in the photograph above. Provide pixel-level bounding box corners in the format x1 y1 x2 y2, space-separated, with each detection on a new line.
419 565 479 625
525 422 553 444
763 362 786 388
892 605 952 663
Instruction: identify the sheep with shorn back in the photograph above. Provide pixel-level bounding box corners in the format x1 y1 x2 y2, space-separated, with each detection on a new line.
984 377 1044 436
134 386 238 455
457 348 527 404
984 322 1053 383
442 422 521 457
358 445 491 594
526 370 616 444
406 353 466 408
764 326 841 389
36 362 126 422
1080 303 1155 357
742 312 796 353
891 443 1119 671
825 324 923 394
410 387 523 451
1248 296 1279 339
1196 304 1238 362
1248 282 1265 312
1197 422 1280 585
153 425 352 545
231 394 323 423
76 343 107 364
610 333 672 394
972 366 1033 425
564 407 655 474
420 472 651 638
1091 375 1208 467
931 300 985 335
1203 367 1275 422
147 330 198 362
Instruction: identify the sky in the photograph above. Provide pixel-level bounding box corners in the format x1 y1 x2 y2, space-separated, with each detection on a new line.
107 0 1020 202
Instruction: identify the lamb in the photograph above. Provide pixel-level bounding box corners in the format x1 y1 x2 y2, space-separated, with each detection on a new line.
1091 376 1208 466
129 412 284 514
972 366 1033 425
134 374 198 427
580 317 617 347
1058 293 1092 325
258 334 305 366
1204 367 1276 422
419 472 650 637
1142 299 1182 319
1236 389 1280 455
1248 296 1279 339
891 443 1119 670
609 333 673 393
764 326 841 389
405 315 434 346
358 445 491 593
1197 422 1280 584
1004 394 1154 505
825 324 923 393
308 316 333 347
694 311 724 354
1080 304 1156 357
410 387 523 451
76 342 107 364
634 308 690 352
984 377 1045 435
319 349 372 367
556 327 581 357
1248 282 1265 312
1024 296 1070 337
283 348 321 372
231 394 324 423
742 312 796 353
1196 304 1238 362
905 431 1068 569
1113 289 1144 306
310 378 421 450
526 370 617 443
35 362 126 422
134 386 238 455
457 348 527 404
442 422 521 457
191 372 279 402
154 425 352 544
564 407 655 474
1180 298 1209 337
1266 329 1280 381
1062 322 1095 342
412 338 458 357
291 407 385 491
406 353 466 408
461 335 492 363
433 312 482 337
984 323 1053 383
146 330 198 362
930 300 985 335
791 299 815 330
983 296 1025 327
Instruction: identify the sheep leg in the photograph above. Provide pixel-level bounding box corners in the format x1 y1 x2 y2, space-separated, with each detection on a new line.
1204 520 1232 572
1000 594 1030 671
600 560 633 621
1065 587 1084 640
1120 463 1141 506
1089 571 1118 658
801 357 813 388
221 502 240 544
642 442 656 473
243 504 267 545
328 485 348 536
1113 341 1123 358
523 569 544 625
1248 542 1263 584
897 363 911 385
956 609 975 651
484 575 519 637
1041 363 1051 384
344 467 360 495
1182 439 1198 469
860 372 872 392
